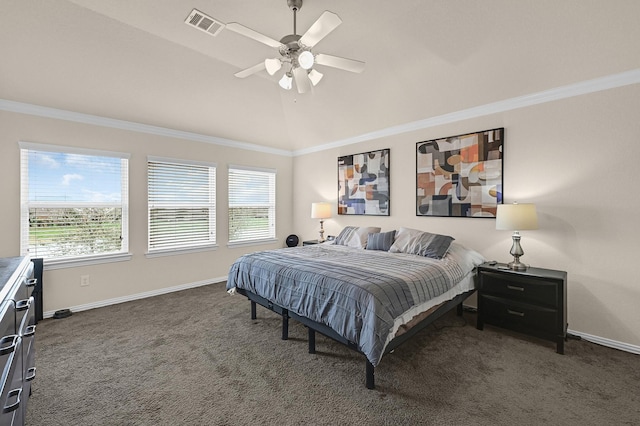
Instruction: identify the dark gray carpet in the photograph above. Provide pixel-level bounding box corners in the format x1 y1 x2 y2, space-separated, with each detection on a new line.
27 282 640 425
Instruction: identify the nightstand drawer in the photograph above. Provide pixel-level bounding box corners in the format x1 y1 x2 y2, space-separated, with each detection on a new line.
477 264 567 353
479 271 559 307
480 295 558 333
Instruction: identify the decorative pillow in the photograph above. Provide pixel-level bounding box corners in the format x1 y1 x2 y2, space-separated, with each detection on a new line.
366 230 396 251
335 226 382 249
388 227 454 259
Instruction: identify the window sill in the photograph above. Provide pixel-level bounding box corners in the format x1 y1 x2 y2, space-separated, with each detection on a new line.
145 244 219 258
43 253 132 270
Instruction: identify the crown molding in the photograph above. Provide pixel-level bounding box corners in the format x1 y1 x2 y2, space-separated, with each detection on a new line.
0 99 293 157
293 68 640 156
2 68 639 158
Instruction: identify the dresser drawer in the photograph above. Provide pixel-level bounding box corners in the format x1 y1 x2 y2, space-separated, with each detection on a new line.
0 300 21 426
18 262 36 301
480 294 558 334
479 271 559 307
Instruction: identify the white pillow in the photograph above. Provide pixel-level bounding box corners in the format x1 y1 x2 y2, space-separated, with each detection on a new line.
335 226 382 249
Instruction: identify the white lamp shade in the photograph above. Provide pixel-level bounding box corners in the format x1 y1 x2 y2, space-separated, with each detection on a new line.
496 203 538 230
308 69 323 86
298 51 315 70
311 202 331 219
265 58 282 75
279 73 293 90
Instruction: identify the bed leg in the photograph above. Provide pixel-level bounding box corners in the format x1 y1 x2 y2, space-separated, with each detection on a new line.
366 360 375 390
308 328 316 354
457 302 463 316
250 301 257 320
282 309 289 340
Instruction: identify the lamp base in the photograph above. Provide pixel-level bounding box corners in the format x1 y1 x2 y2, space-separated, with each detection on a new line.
318 219 325 243
508 260 528 271
508 232 528 271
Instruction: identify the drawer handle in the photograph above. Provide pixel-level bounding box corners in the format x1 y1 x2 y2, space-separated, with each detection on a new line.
507 309 525 317
0 335 19 356
16 298 32 312
507 285 525 292
2 388 22 414
25 367 36 382
23 325 36 338
26 278 38 287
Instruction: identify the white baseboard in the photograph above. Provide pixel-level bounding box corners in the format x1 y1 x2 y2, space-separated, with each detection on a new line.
43 276 227 319
567 329 640 355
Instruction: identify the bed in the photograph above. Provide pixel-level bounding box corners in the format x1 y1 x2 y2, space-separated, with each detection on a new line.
227 227 485 389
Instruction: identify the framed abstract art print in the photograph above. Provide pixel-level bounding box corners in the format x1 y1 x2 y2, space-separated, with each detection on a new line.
338 148 390 216
416 128 503 218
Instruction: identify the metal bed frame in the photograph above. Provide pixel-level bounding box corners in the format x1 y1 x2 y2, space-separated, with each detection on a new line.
236 287 475 389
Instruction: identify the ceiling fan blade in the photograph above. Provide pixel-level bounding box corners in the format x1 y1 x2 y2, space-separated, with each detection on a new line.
234 62 266 78
225 22 283 48
299 11 342 48
315 53 365 73
293 67 312 94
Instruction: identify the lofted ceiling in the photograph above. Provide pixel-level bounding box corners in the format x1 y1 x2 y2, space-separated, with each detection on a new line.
1 0 639 153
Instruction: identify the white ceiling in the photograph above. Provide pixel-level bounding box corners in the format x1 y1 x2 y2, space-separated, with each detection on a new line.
1 0 639 153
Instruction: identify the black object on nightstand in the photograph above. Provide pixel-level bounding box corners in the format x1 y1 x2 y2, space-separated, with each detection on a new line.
476 262 568 354
285 234 299 247
302 240 319 246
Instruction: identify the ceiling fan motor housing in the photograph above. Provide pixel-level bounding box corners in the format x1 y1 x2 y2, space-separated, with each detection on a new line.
279 34 305 62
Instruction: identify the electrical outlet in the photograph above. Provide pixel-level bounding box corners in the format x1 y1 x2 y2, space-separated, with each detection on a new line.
80 275 90 287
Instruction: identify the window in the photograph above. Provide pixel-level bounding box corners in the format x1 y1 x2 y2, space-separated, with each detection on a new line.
147 157 216 255
20 142 130 266
228 165 276 245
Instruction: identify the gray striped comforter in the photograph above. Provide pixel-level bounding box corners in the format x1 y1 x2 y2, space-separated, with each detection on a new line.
227 243 477 366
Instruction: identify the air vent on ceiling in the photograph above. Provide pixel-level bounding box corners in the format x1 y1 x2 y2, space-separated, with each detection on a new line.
185 9 224 36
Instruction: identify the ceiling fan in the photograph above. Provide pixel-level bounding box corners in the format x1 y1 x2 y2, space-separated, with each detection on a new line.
221 0 365 93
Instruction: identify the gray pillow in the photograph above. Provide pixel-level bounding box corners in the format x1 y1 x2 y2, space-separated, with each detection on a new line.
334 226 382 249
389 227 454 259
366 230 396 251
335 226 358 246
410 232 455 259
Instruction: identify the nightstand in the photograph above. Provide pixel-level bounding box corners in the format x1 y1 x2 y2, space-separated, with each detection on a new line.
476 263 567 354
302 240 320 246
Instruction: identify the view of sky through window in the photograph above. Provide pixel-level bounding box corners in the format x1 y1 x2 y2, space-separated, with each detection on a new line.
28 150 122 203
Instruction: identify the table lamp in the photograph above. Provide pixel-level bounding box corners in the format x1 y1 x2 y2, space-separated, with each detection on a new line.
496 203 538 271
311 202 331 242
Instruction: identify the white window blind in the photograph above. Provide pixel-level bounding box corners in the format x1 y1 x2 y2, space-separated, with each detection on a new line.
148 158 216 253
228 166 276 244
19 142 129 263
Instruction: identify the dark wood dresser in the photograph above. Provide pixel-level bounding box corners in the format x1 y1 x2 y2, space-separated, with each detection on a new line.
0 257 38 426
476 262 567 353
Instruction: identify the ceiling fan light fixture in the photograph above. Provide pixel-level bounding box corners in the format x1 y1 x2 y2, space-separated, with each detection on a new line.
265 58 282 75
308 69 323 86
279 72 293 90
218 0 365 91
298 50 314 70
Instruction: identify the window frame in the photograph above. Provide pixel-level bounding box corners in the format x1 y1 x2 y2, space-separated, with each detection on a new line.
146 156 217 258
227 164 277 247
19 142 131 269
